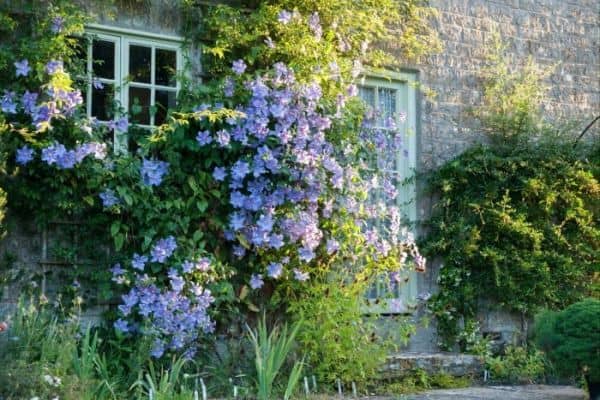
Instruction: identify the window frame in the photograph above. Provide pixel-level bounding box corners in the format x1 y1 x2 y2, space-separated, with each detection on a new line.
358 70 419 315
82 24 185 151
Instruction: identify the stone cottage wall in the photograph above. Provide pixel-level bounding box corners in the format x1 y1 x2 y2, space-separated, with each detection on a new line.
408 0 599 352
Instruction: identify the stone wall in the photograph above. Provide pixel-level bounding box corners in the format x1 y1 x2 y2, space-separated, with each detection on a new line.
418 0 599 171
407 0 599 352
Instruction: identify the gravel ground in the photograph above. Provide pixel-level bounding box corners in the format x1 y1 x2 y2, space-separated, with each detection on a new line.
361 385 585 400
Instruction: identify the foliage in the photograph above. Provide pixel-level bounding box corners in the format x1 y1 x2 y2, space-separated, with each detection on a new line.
472 31 553 143
533 298 600 384
485 346 547 384
0 299 206 399
247 316 304 400
423 140 599 350
0 299 101 400
375 370 471 395
423 38 599 350
287 272 397 386
0 0 438 390
187 0 440 82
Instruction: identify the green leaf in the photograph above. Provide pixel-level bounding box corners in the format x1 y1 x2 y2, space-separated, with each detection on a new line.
110 221 120 237
114 233 124 251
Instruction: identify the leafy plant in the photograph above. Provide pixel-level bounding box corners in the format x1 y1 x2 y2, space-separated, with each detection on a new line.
422 37 599 350
131 356 193 400
533 298 600 397
486 346 546 384
247 316 304 400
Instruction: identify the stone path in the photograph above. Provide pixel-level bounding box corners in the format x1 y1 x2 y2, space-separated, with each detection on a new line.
377 385 585 400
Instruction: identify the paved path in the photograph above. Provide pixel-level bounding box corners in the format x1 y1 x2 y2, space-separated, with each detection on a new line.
381 385 585 399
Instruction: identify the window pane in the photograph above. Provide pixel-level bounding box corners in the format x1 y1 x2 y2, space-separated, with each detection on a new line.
129 87 151 125
92 40 115 79
358 86 375 107
156 49 177 87
378 88 396 125
129 45 151 83
91 84 114 121
155 90 177 126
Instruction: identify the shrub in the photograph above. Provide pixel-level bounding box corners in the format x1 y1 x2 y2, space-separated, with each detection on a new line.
423 141 600 349
533 298 600 396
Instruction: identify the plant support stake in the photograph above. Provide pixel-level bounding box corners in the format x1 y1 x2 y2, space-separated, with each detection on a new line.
304 376 310 395
352 382 357 398
337 379 343 398
200 378 207 400
312 375 317 392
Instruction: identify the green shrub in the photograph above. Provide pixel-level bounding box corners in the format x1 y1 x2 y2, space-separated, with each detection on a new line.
423 141 600 349
286 274 392 387
533 299 600 385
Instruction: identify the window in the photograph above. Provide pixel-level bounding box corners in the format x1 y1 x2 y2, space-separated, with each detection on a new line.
359 71 419 314
79 25 183 150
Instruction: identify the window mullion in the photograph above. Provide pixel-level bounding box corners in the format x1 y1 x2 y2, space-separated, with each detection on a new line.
86 40 93 118
150 46 156 126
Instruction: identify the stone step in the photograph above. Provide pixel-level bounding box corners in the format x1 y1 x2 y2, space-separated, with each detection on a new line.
382 352 485 379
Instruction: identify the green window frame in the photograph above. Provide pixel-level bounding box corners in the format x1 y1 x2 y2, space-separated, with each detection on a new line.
358 71 419 314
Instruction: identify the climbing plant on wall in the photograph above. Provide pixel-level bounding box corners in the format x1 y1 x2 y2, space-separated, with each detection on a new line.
0 0 440 384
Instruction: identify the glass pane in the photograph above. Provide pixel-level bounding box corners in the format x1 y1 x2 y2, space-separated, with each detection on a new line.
129 87 151 125
378 88 396 126
92 40 115 79
91 84 114 121
129 45 151 83
156 49 177 87
155 90 177 126
358 86 375 107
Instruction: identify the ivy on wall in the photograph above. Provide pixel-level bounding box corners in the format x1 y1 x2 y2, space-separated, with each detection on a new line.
421 36 600 350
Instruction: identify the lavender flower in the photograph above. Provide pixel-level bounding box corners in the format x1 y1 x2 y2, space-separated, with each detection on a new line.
196 257 211 272
216 130 230 147
1 91 17 114
223 77 234 97
277 10 292 24
232 59 247 75
267 262 283 279
308 12 322 40
231 160 250 180
132 253 148 271
99 189 120 207
249 274 264 289
150 236 177 263
16 146 34 165
14 59 30 77
293 269 309 282
140 158 169 186
21 91 38 115
45 60 64 75
390 299 404 313
92 78 104 89
326 239 340 254
109 116 129 132
213 166 227 181
114 319 130 332
50 16 65 33
196 130 213 146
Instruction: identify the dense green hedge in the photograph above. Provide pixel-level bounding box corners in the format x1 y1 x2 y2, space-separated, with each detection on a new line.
423 140 600 350
533 298 600 391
